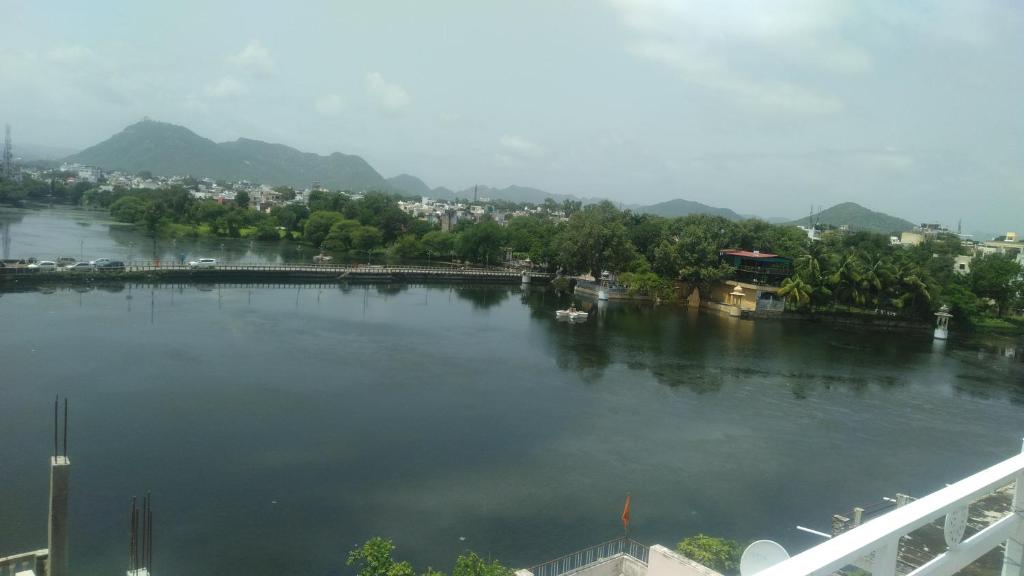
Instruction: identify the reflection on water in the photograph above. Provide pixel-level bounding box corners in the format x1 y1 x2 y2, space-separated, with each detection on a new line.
0 207 297 264
1 283 1023 576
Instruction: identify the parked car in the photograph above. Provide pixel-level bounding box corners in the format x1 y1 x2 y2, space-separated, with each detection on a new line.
56 257 76 267
61 262 95 272
188 258 217 269
27 261 57 271
95 260 126 271
90 258 112 266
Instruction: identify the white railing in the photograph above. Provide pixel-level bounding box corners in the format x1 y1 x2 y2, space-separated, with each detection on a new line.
0 548 48 576
528 537 648 576
758 442 1024 576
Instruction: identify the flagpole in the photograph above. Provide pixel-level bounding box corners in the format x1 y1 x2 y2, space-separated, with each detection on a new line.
622 492 631 540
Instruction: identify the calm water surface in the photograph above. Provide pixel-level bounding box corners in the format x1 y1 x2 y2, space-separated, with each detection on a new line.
0 206 304 264
1 209 1023 576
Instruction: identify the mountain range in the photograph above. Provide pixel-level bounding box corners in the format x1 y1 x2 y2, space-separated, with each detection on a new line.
67 120 387 191
64 120 917 231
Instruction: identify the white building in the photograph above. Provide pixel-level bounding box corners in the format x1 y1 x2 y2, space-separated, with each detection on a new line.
953 255 972 275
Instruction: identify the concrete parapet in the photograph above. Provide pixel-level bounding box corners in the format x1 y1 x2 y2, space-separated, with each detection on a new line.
48 456 70 576
647 545 723 576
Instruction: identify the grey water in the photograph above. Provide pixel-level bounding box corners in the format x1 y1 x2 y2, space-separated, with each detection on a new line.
1 209 1023 576
0 206 305 265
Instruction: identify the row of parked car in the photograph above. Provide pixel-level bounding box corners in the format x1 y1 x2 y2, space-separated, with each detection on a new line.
1 257 219 272
18 258 127 272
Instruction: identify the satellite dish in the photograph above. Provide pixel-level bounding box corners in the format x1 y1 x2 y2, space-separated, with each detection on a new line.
740 540 789 576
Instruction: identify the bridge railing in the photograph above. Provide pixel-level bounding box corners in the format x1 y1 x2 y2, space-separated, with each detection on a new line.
120 262 541 275
758 441 1024 576
0 548 48 576
528 538 648 576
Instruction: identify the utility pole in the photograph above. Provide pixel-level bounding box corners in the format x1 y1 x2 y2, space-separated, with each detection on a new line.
1 124 13 179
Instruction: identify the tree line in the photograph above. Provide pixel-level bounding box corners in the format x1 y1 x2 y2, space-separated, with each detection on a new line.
4 176 1021 327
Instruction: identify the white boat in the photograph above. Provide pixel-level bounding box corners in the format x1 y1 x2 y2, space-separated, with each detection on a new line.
555 307 589 321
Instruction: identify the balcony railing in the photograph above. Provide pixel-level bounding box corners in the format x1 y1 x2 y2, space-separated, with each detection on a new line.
758 442 1024 576
528 537 648 576
0 549 48 576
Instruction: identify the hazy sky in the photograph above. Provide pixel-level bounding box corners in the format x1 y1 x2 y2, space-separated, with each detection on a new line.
2 1 1022 232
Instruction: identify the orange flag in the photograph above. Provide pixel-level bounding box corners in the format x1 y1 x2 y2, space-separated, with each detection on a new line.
621 494 631 532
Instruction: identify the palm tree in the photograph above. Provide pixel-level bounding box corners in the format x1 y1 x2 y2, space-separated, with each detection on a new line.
890 263 932 317
779 276 813 310
828 252 864 310
859 252 894 309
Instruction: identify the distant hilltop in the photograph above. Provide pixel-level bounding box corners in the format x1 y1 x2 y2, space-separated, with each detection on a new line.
789 202 915 235
66 119 387 192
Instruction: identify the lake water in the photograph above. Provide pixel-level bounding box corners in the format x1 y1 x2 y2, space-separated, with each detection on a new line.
0 206 306 265
1 210 1023 576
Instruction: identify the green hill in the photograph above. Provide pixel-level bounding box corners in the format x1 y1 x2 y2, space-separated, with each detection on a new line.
636 198 743 220
792 202 915 234
66 119 387 191
386 173 433 197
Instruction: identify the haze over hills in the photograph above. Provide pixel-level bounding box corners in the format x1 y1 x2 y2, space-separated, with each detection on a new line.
636 199 743 220
789 202 915 234
66 119 388 191
63 120 922 231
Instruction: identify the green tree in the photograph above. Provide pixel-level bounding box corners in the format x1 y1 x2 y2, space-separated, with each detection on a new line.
303 211 346 247
391 234 424 260
667 214 736 300
351 226 384 251
451 552 512 576
252 220 281 241
422 230 456 259
555 201 635 277
828 252 864 309
347 538 415 576
969 254 1022 317
270 204 309 234
322 218 362 252
235 190 251 209
309 190 350 212
676 534 742 575
109 196 148 223
457 218 505 266
778 276 813 310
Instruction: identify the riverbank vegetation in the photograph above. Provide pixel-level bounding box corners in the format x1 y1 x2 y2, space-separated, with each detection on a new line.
5 177 1021 330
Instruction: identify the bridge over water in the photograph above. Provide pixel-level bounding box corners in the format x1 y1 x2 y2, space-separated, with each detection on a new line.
0 263 555 286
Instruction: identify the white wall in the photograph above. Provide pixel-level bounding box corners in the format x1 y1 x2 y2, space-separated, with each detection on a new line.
646 545 723 576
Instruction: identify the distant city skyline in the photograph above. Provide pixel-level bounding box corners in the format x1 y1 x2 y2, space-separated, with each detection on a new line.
2 0 1022 234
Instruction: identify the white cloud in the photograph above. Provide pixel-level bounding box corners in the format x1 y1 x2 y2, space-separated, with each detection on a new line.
607 0 863 116
499 135 546 158
226 40 275 75
315 93 346 116
46 45 95 65
365 72 411 116
205 76 248 99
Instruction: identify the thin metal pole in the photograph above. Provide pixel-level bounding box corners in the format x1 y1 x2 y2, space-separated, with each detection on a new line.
63 398 68 458
53 395 58 459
